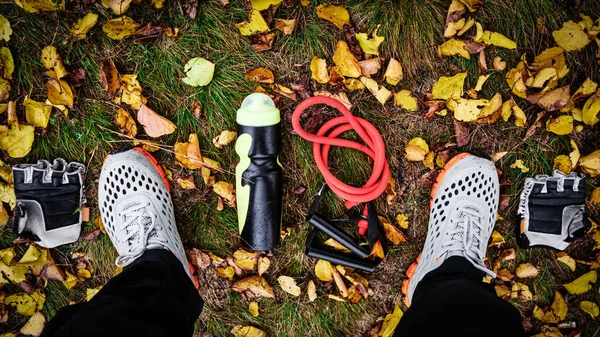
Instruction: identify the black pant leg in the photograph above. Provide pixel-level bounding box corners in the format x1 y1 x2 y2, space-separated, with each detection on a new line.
42 249 203 337
394 256 526 337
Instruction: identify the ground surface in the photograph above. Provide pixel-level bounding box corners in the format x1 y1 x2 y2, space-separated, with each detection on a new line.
1 0 600 336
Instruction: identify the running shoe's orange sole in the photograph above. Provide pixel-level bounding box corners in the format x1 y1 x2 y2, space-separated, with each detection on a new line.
132 147 171 195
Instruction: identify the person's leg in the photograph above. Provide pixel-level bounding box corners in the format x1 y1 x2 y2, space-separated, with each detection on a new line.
42 148 203 337
397 153 526 337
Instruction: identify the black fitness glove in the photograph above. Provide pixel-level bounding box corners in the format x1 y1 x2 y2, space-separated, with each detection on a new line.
517 170 589 250
12 159 85 248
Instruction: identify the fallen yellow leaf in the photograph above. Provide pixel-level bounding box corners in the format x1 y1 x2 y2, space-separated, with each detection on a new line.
474 74 491 92
232 275 276 300
62 271 78 289
212 130 236 149
591 187 600 205
86 286 102 301
137 104 176 138
333 41 361 78
532 47 569 80
101 0 132 15
277 275 301 296
405 137 429 162
274 18 296 35
533 291 567 323
233 249 259 271
379 303 403 337
181 57 215 87
516 263 539 279
257 256 270 276
1 47 14 79
4 292 45 316
245 67 275 84
431 72 467 100
358 58 381 76
489 230 504 247
315 259 334 282
24 96 52 128
553 155 572 174
510 283 533 301
19 311 45 337
444 0 466 38
248 301 259 317
0 102 35 158
556 252 576 272
395 214 409 229
102 16 140 40
384 58 403 85
579 301 599 318
307 280 317 302
175 133 206 170
546 115 573 135
115 108 137 138
231 325 266 337
316 3 350 30
360 76 391 105
15 0 65 13
324 238 351 253
115 74 146 109
236 10 269 36
356 26 384 55
216 266 235 280
46 78 74 108
477 30 516 49
563 270 597 295
379 216 407 245
250 0 282 10
0 14 12 42
579 150 600 177
213 181 235 206
393 90 417 111
510 159 529 173
493 56 507 71
552 20 592 52
310 57 330 84
582 91 600 126
438 38 470 59
177 176 196 190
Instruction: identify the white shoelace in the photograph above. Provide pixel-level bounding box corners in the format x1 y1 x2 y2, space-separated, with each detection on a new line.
441 206 496 278
115 202 168 267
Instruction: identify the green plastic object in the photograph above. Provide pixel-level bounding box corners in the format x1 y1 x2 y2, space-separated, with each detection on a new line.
236 93 280 127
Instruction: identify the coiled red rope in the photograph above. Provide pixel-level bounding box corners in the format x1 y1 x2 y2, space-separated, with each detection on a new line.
292 96 390 235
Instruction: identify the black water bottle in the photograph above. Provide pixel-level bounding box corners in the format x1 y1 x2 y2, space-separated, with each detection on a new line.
235 93 283 251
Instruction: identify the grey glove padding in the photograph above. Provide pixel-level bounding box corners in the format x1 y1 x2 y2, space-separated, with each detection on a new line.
13 159 85 248
517 170 589 250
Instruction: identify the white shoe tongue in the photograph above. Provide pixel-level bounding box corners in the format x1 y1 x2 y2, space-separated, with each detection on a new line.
123 202 155 241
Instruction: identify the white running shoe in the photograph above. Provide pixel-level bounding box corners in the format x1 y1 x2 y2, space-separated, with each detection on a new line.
406 153 499 304
98 148 192 280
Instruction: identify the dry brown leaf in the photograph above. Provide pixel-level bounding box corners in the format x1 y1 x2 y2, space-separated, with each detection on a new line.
212 130 236 148
174 133 205 170
137 104 176 138
497 268 514 281
332 266 348 297
358 58 381 76
232 275 276 301
405 137 429 162
274 19 296 35
527 86 570 111
379 216 407 245
101 60 120 95
270 83 297 100
186 248 211 270
115 108 137 138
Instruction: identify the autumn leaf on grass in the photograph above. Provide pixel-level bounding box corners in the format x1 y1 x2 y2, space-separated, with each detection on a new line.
213 130 236 148
20 311 45 337
231 325 266 337
24 96 52 128
177 176 196 190
175 133 205 169
232 249 259 271
579 301 599 318
213 181 235 206
274 19 296 35
356 26 384 55
579 150 600 177
310 57 330 84
137 104 176 138
379 216 407 245
316 4 350 30
307 280 317 302
232 275 275 301
101 60 121 95
46 78 74 108
563 270 597 295
515 263 539 279
510 283 533 301
315 259 334 282
271 83 297 100
553 155 572 174
186 248 211 271
533 291 567 323
582 91 600 126
15 0 65 13
216 266 235 280
488 230 504 247
438 39 471 59
0 15 12 42
405 137 429 162
360 77 391 105
493 56 506 71
527 86 570 112
556 252 576 272
552 20 592 52
531 47 569 80
0 102 35 158
115 108 137 138
115 74 146 109
236 10 269 36
181 57 214 87
383 58 403 85
278 276 301 297
444 0 467 38
432 72 467 100
5 292 45 316
379 303 403 337
101 0 132 15
103 16 140 40
510 159 529 173
473 25 516 49
393 90 417 112
257 256 270 276
333 41 361 78
447 94 502 123
546 115 573 135
245 67 275 84
1 47 14 80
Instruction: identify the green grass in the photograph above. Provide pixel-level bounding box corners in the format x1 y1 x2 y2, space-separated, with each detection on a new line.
1 0 600 336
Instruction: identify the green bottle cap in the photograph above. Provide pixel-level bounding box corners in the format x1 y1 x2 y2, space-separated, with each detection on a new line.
237 93 280 127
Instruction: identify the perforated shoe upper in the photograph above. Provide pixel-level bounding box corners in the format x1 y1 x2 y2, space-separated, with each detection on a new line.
407 154 499 303
98 149 191 280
